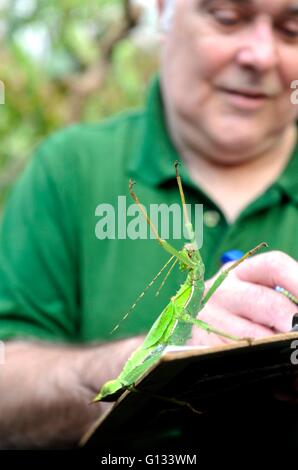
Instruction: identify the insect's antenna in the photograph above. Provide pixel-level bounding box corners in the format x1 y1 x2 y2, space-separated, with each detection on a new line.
174 162 196 244
156 257 179 297
111 256 175 334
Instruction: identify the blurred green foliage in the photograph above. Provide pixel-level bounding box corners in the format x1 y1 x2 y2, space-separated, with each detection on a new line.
0 0 158 203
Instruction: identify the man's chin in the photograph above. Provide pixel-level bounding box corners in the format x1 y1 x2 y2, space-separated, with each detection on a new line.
206 132 268 163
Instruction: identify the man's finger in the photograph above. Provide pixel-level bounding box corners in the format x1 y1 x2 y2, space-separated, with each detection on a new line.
211 279 297 332
234 251 298 299
199 305 274 340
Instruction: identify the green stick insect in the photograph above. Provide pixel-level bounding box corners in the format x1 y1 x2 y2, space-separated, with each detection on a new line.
93 163 267 402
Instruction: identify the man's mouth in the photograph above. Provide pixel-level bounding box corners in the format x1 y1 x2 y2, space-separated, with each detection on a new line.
218 87 272 110
223 88 268 99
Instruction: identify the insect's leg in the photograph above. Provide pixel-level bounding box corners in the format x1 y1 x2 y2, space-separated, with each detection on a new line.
174 161 196 245
129 179 194 268
180 311 241 341
111 255 175 333
201 242 268 308
156 257 179 297
127 384 202 415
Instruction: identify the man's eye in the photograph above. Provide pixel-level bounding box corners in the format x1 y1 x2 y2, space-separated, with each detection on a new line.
211 9 241 26
278 20 298 39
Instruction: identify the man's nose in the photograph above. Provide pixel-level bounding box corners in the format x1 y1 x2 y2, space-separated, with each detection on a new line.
236 17 279 72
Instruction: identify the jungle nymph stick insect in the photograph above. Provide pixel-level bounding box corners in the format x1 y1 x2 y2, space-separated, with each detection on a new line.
94 162 267 402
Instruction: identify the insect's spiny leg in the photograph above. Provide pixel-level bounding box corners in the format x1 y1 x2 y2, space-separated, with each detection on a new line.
156 257 179 297
226 242 268 272
110 256 175 334
201 242 268 308
275 286 298 305
127 384 202 415
180 311 241 341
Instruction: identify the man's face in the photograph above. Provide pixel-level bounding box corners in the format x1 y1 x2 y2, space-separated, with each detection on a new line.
160 0 298 162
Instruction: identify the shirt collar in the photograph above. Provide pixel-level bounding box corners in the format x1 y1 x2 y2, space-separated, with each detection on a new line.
274 132 298 204
127 75 190 186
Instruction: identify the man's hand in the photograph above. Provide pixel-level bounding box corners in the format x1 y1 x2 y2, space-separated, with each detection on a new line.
0 336 144 449
189 250 298 346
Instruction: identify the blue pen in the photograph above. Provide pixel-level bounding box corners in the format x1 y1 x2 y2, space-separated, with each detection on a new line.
221 250 298 331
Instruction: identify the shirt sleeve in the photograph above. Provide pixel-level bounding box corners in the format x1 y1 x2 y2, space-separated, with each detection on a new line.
0 133 80 342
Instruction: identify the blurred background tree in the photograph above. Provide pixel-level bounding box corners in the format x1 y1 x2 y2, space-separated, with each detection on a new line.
0 0 159 204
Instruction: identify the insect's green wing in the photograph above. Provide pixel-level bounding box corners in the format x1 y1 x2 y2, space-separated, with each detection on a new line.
167 283 195 345
168 249 205 347
94 302 177 402
140 281 195 350
94 261 199 402
141 300 178 349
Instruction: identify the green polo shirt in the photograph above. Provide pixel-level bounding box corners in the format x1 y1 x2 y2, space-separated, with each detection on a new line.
0 76 298 343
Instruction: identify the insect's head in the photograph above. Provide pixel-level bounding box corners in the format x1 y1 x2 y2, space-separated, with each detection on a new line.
179 243 197 271
185 242 197 253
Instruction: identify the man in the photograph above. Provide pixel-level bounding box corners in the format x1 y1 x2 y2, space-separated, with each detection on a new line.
0 0 297 449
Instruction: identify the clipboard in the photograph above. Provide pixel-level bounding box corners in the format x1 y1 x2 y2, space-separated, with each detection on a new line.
81 332 298 454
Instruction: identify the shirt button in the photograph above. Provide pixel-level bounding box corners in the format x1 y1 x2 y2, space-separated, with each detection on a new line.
203 210 221 228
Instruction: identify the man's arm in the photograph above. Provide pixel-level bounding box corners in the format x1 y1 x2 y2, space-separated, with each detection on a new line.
1 251 298 448
0 336 143 449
